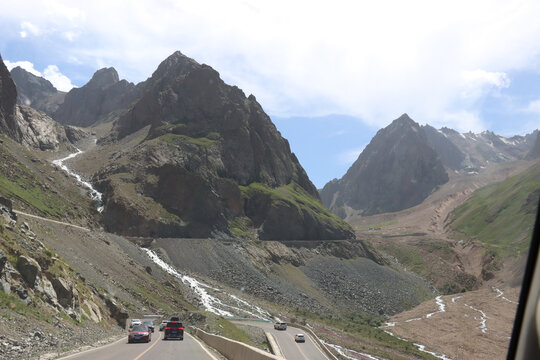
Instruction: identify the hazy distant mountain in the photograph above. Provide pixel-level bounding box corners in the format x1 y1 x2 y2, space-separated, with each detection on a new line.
54 67 142 127
10 66 66 116
526 131 540 160
320 114 449 218
95 51 354 240
431 127 537 172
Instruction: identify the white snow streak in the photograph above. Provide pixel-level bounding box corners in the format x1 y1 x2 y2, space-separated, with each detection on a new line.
426 296 445 318
464 303 488 333
322 341 381 360
52 148 104 212
414 344 453 360
380 296 452 360
493 287 518 304
142 248 272 319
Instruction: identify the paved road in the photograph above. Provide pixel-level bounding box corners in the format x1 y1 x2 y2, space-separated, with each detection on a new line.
13 210 90 231
58 331 220 360
236 321 329 360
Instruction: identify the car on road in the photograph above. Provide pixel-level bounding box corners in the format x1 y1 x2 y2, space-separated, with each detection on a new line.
274 322 287 330
129 319 142 328
163 321 184 340
128 325 152 343
294 334 305 343
159 320 168 331
142 320 154 332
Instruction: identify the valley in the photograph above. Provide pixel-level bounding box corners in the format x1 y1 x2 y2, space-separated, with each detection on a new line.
0 49 539 360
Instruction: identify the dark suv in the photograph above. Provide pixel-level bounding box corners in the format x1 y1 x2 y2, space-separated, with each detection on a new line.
163 321 184 340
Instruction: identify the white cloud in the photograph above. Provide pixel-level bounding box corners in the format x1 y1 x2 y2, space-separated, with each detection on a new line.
460 70 510 99
63 31 77 41
4 60 75 92
4 60 42 76
20 21 40 37
43 65 75 92
523 99 540 114
2 0 540 130
433 111 486 133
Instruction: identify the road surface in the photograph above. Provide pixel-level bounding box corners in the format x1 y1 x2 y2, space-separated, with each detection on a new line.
58 331 220 360
235 321 329 360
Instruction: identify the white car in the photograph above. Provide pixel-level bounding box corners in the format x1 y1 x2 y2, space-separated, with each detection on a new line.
159 320 168 331
130 319 142 328
294 334 305 343
274 322 287 330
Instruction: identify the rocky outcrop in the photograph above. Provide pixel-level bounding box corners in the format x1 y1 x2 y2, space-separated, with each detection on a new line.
10 66 66 116
16 256 41 288
54 67 142 127
104 295 129 328
14 105 76 151
0 249 7 273
51 277 73 308
97 51 354 240
0 57 78 150
321 114 449 218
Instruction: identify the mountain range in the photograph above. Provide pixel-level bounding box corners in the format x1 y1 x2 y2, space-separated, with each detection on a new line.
321 113 539 219
2 50 540 360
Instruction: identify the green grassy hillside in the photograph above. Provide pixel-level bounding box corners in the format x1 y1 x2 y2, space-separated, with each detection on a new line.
450 161 540 258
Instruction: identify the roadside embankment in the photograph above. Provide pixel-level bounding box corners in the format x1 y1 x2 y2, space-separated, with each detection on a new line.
192 328 286 360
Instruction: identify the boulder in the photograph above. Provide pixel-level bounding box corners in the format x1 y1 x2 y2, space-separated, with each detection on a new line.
16 256 41 288
51 277 73 308
0 249 7 273
104 295 129 328
41 277 60 307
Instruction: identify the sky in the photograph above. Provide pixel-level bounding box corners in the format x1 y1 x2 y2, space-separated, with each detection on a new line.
1 0 540 188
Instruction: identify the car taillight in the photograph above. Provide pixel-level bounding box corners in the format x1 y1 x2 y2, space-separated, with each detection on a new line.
180 328 184 330
165 327 171 330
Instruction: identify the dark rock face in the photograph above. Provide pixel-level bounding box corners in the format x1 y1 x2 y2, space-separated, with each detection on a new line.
97 51 353 240
0 55 19 139
526 131 540 160
51 277 73 308
16 256 41 288
0 249 7 273
320 114 449 217
54 67 141 127
10 66 66 116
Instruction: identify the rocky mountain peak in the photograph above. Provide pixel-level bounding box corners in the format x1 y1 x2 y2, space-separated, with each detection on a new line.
320 114 448 218
10 66 66 116
53 67 140 127
150 50 200 81
87 67 119 90
98 50 353 240
11 66 56 94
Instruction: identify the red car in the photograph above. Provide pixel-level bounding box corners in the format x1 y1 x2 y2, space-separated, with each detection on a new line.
128 325 152 343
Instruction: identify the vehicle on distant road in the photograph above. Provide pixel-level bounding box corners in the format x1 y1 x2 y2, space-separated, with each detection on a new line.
294 334 305 343
142 320 154 332
274 322 287 330
128 325 152 343
159 320 168 331
170 316 180 321
164 321 184 340
130 319 142 328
